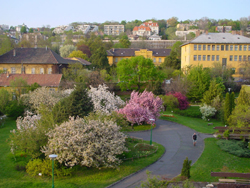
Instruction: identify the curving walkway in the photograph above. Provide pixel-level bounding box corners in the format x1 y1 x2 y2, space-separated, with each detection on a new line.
108 119 213 188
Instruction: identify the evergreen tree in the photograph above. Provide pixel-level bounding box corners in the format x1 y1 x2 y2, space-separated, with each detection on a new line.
230 92 235 113
181 157 192 179
90 46 109 70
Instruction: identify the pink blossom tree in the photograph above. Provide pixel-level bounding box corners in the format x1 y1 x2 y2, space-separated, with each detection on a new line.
118 90 163 126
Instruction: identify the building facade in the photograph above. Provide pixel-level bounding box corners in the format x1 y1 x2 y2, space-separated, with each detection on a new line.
106 48 171 66
104 25 124 35
181 33 250 78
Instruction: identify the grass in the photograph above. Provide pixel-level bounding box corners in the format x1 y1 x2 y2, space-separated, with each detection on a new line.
0 119 165 188
160 109 221 134
190 138 250 182
122 124 156 132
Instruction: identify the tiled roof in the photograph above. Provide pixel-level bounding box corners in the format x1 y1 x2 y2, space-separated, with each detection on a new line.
0 73 62 87
184 33 250 45
106 48 171 57
143 22 159 27
133 26 151 31
0 48 78 65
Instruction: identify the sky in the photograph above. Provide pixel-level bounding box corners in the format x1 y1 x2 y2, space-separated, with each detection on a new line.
1 0 250 28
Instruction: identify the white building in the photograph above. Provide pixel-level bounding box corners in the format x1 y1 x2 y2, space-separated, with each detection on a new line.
0 24 9 30
104 25 124 35
141 21 159 34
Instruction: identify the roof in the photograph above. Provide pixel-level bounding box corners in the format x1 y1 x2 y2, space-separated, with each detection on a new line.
64 57 91 65
143 22 159 27
133 26 151 31
106 48 171 57
0 73 62 87
182 33 250 45
0 48 78 65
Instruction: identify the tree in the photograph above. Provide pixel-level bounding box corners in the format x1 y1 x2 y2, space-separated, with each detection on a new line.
161 51 181 69
167 92 189 110
10 77 29 98
68 50 88 60
42 117 127 168
171 41 183 59
29 28 33 33
0 35 14 55
186 65 211 102
118 90 163 126
59 45 77 58
76 41 92 58
119 35 131 48
181 157 192 179
18 39 32 48
0 89 10 114
20 26 27 34
167 17 178 27
117 56 163 91
90 46 109 70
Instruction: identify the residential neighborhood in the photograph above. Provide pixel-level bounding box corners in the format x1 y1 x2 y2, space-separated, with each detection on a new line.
1 2 250 187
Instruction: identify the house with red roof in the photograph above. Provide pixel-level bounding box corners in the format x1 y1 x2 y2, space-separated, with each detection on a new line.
132 21 159 37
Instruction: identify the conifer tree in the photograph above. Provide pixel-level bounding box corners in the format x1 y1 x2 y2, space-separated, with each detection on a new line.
230 92 235 114
181 157 192 179
224 92 231 125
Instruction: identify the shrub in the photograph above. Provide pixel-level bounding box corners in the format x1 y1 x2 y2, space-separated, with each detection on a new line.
159 95 179 111
199 104 217 121
140 170 168 188
5 100 26 118
26 158 72 177
181 157 192 179
217 140 250 157
42 117 128 168
166 92 189 110
118 90 163 126
174 106 202 118
223 130 230 139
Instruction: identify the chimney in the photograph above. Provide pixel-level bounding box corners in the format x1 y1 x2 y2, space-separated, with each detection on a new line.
195 30 200 37
232 30 236 35
112 48 114 52
7 71 9 78
240 30 243 36
13 49 16 57
205 30 208 35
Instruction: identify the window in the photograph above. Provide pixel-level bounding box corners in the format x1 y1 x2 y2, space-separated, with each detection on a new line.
198 55 201 61
159 58 161 62
239 45 242 51
198 45 201 50
207 55 210 61
153 58 156 62
48 68 52 74
221 45 224 51
120 58 123 60
249 45 250 51
194 44 197 50
234 55 238 61
216 55 219 61
203 55 206 61
203 45 206 50
244 45 247 51
194 55 197 61
3 68 7 73
115 58 118 62
243 55 247 61
226 45 229 51
234 45 238 51
40 68 44 74
230 45 233 51
229 55 233 61
239 55 242 61
11 67 16 74
212 55 215 61
231 68 236 74
248 56 250 61
207 45 211 50
212 45 215 51
217 45 220 51
31 68 35 74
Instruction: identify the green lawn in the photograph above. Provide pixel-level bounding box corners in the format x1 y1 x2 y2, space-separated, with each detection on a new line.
160 109 221 134
0 119 165 188
190 138 250 182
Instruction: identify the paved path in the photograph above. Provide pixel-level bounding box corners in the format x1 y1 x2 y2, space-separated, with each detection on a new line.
109 119 213 188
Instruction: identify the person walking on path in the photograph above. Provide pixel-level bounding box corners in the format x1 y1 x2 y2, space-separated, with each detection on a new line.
193 133 197 146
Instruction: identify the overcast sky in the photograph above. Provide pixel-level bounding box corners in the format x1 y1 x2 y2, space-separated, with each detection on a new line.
1 0 250 28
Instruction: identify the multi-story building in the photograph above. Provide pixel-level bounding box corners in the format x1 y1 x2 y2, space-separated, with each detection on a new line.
106 48 171 66
104 25 124 35
176 23 198 31
181 32 250 79
141 21 159 34
133 26 152 37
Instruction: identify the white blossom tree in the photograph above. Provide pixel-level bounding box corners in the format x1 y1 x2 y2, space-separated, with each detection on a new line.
42 117 127 168
88 84 125 114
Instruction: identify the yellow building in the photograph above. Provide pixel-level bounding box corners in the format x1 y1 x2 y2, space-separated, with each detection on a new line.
0 47 79 74
181 32 250 79
106 48 171 66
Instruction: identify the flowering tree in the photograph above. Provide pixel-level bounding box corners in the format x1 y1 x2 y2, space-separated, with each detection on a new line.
42 117 127 168
88 84 125 114
199 104 217 121
118 90 163 125
166 92 189 110
22 87 70 111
